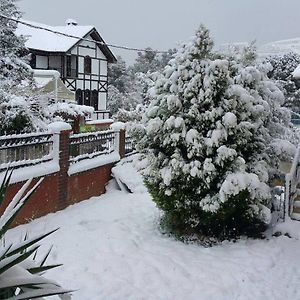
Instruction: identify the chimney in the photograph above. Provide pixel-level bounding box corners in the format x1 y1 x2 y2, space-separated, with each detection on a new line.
65 18 78 26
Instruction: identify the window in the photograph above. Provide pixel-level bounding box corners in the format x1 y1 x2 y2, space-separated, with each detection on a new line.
91 90 98 110
35 55 48 69
49 55 63 75
84 55 92 74
84 89 91 106
76 89 83 105
30 54 36 68
67 55 78 77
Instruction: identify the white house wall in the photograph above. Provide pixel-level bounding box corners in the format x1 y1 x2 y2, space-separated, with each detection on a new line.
67 33 109 113
100 60 107 76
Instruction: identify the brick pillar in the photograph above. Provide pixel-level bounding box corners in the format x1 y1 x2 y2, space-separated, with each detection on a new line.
119 129 126 159
58 129 71 210
72 116 81 134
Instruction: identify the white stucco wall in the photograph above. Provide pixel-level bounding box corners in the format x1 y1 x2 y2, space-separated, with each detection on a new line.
67 33 109 114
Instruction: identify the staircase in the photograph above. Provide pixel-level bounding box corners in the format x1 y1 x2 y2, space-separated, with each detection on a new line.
285 144 300 220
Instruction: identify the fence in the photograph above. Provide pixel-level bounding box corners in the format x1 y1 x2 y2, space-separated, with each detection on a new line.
69 130 117 164
125 135 136 156
0 126 136 226
285 144 300 219
0 132 57 171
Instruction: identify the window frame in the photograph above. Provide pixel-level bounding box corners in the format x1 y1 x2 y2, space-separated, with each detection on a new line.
84 55 92 74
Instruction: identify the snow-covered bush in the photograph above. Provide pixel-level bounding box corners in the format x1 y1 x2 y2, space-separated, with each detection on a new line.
0 0 36 134
264 52 300 113
0 171 71 299
138 25 293 240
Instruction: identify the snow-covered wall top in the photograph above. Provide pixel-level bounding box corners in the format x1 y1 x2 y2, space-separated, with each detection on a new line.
16 19 93 52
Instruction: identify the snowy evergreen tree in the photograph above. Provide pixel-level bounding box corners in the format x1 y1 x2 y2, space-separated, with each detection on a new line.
0 0 35 134
108 56 131 94
138 25 292 240
221 41 257 67
130 47 160 74
107 55 145 119
107 85 133 115
159 48 177 68
265 52 300 113
107 48 177 122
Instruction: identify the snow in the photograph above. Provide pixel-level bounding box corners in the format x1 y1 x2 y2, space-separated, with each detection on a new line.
16 20 93 52
34 76 53 88
110 122 126 131
219 172 271 205
47 122 72 133
111 156 147 194
0 129 61 184
6 160 300 300
68 152 120 176
33 69 60 79
293 64 300 79
86 119 114 125
0 161 59 185
222 112 237 127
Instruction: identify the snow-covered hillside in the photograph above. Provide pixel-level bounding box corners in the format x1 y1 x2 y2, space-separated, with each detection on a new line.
6 160 300 300
219 38 300 59
259 38 300 58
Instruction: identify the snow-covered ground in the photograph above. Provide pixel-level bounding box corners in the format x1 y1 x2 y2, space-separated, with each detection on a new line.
6 160 300 300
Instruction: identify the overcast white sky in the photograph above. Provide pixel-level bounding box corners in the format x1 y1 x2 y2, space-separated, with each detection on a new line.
18 0 300 64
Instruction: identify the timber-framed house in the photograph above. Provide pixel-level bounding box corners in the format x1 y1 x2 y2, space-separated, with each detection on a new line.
17 19 117 119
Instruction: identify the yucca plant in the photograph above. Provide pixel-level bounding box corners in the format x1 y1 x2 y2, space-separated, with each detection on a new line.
0 170 72 299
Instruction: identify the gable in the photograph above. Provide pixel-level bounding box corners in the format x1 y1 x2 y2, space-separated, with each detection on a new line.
16 20 116 63
67 28 117 63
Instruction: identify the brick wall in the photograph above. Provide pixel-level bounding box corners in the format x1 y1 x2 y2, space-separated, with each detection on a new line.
1 128 128 226
68 163 114 205
1 174 60 225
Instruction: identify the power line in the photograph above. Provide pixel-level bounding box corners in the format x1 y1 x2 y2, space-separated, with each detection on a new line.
0 13 169 54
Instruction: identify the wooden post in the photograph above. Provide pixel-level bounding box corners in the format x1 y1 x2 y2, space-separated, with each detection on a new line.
119 129 126 159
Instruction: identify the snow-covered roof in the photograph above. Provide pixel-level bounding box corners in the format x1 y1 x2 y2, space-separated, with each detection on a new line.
16 20 93 52
258 38 300 58
16 19 117 62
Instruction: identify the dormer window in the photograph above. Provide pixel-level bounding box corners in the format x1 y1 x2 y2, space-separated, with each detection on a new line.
84 55 91 74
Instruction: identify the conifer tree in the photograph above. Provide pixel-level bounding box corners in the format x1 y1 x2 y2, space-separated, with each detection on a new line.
138 25 292 239
0 0 34 134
